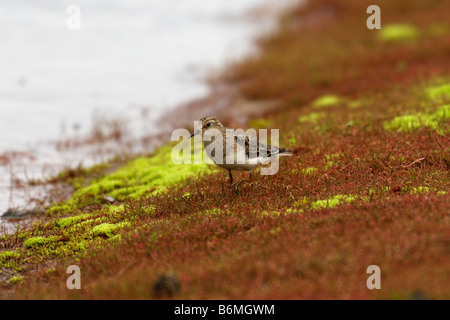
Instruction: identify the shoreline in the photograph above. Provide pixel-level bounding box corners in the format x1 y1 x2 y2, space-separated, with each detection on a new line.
0 0 296 228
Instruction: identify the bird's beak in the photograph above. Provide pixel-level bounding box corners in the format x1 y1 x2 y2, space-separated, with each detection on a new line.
189 130 201 139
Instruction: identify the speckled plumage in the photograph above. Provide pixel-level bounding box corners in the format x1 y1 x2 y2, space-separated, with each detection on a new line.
190 116 292 185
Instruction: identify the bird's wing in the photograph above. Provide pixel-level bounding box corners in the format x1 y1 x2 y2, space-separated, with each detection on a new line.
233 133 252 158
233 134 276 159
231 130 291 159
257 140 273 158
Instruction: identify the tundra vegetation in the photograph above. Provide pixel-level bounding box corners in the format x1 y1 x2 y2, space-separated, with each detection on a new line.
1 0 449 299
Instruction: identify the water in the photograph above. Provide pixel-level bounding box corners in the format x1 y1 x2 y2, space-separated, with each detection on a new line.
0 0 296 226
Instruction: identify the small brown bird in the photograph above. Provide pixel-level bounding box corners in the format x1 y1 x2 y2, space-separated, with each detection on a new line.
189 116 292 185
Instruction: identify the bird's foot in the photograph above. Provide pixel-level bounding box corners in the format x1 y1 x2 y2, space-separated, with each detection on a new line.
229 179 250 189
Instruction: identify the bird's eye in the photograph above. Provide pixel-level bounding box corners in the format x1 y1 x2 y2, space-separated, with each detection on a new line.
206 123 211 127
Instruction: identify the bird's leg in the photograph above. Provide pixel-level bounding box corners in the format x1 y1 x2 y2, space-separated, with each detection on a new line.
230 179 244 188
230 170 254 188
229 171 244 189
229 170 244 188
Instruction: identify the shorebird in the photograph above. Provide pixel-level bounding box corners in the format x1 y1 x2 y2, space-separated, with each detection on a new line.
189 116 292 186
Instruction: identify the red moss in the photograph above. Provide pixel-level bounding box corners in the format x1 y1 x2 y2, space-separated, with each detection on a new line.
4 0 450 299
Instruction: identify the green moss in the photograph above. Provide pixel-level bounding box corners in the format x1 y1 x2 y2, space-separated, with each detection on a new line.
385 115 422 131
48 204 71 215
0 250 20 261
285 208 303 214
105 204 129 219
348 100 362 109
410 186 430 194
9 275 24 284
107 204 124 214
426 83 450 101
91 223 118 238
293 197 308 208
326 153 341 160
204 208 222 216
407 187 447 195
261 211 281 216
288 134 297 146
379 23 420 42
298 112 322 124
311 195 357 210
324 161 335 169
384 104 449 134
56 214 91 228
50 144 209 213
434 104 450 119
24 236 56 248
108 234 122 243
313 95 340 108
301 167 318 176
249 118 273 129
91 221 131 238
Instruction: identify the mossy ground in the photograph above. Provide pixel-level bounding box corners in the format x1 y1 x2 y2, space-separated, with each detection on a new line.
1 0 449 299
378 23 420 42
48 143 210 215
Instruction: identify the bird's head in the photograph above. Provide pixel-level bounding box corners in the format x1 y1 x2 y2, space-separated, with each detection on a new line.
189 116 224 138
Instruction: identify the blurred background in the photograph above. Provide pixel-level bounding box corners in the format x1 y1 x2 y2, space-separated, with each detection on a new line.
0 0 296 218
